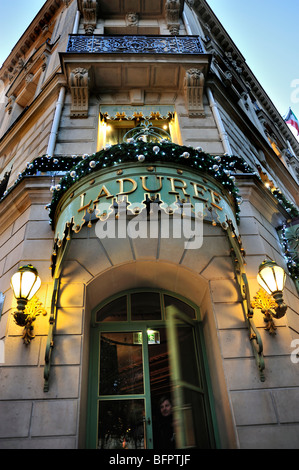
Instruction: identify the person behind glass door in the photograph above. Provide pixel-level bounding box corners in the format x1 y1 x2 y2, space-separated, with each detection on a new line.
154 396 176 449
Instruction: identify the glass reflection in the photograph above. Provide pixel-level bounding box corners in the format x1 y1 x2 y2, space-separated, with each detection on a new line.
131 292 161 321
99 332 144 395
98 399 145 449
164 295 195 319
96 296 127 322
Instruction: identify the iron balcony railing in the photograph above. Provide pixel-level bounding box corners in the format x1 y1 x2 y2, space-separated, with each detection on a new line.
66 34 205 55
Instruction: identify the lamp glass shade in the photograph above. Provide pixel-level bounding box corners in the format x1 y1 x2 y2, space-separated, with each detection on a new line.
11 265 41 301
10 272 22 299
257 261 286 295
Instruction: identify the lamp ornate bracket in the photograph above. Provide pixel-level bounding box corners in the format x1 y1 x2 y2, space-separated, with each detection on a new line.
184 68 205 118
13 296 47 345
251 289 280 335
226 219 265 382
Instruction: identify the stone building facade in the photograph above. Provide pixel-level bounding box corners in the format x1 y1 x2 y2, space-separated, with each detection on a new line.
0 0 298 449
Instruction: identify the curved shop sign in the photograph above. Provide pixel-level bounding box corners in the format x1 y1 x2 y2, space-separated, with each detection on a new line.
53 163 238 249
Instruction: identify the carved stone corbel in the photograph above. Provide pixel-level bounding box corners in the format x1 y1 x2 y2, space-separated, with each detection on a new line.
165 0 181 35
6 95 16 115
184 68 205 118
79 0 97 35
126 12 139 27
69 67 89 118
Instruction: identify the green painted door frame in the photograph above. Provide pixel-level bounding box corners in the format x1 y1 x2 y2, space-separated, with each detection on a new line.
85 290 220 449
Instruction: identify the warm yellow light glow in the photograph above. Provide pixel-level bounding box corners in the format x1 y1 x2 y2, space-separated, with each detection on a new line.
11 265 41 301
97 118 107 151
257 260 286 295
169 114 182 145
11 272 21 298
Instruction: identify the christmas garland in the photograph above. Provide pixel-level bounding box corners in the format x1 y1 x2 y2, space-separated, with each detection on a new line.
0 155 82 200
278 222 299 284
1 142 299 287
272 189 299 219
2 142 299 230
44 142 252 226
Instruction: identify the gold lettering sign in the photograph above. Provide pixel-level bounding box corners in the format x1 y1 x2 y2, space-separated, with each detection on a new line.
53 164 238 244
76 175 224 214
190 182 208 202
167 177 190 197
117 178 138 196
141 176 164 192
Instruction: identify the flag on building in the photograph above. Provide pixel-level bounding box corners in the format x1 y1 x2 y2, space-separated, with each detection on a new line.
285 108 299 135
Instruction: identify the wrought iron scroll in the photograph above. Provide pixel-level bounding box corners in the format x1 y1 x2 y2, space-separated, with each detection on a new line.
226 219 265 382
67 34 204 55
44 225 72 392
123 120 171 143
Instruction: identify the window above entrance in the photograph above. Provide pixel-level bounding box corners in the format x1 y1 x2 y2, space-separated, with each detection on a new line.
95 290 197 323
98 105 175 147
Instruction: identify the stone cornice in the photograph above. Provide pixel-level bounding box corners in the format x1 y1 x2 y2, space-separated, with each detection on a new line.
0 176 52 235
192 0 299 155
0 0 66 82
236 173 291 228
0 73 67 151
208 76 299 207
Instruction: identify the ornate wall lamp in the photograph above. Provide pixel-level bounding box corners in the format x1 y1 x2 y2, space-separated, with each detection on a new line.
10 265 47 345
252 260 288 335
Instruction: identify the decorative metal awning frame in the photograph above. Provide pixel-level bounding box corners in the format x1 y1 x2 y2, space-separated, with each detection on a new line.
227 219 265 382
44 225 71 392
44 211 266 390
42 141 266 389
100 105 175 122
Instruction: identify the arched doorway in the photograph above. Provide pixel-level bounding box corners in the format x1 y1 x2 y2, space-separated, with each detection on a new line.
86 289 219 449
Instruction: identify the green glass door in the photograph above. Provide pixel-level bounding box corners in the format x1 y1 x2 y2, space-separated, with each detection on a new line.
86 290 218 449
87 326 154 449
166 306 217 449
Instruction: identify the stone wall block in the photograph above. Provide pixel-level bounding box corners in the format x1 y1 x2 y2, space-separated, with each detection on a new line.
58 283 85 308
0 365 80 400
0 401 32 438
22 239 53 262
31 400 78 437
213 302 245 329
272 388 299 423
0 436 76 449
66 238 112 277
40 335 82 366
1 336 41 365
237 424 299 449
210 279 241 303
231 390 277 426
55 308 84 335
225 356 299 390
219 329 253 358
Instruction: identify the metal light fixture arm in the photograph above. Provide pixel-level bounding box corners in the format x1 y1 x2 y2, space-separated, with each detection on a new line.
226 220 265 381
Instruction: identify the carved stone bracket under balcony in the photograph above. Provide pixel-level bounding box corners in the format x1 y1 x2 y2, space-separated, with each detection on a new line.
165 0 181 35
69 67 89 118
184 68 205 117
62 34 210 118
78 0 98 35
